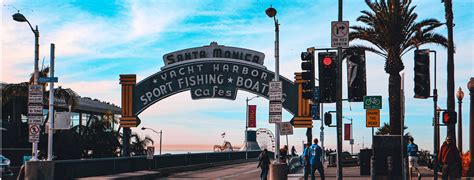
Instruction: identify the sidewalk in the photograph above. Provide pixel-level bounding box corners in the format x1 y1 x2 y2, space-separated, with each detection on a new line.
288 166 439 180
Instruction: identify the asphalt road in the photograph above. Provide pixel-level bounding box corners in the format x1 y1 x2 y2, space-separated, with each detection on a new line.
161 162 263 180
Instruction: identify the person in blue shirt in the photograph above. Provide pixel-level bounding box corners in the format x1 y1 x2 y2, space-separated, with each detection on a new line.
302 142 312 180
305 138 325 180
407 137 421 179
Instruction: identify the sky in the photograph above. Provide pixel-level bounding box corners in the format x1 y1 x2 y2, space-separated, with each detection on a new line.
2 0 473 154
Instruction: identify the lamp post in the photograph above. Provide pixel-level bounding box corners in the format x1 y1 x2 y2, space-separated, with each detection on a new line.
245 96 259 159
141 127 162 155
13 11 40 161
456 87 464 153
343 116 353 154
467 77 474 177
265 5 280 161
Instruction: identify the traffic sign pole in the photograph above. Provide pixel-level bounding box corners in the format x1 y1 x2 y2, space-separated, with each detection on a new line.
47 44 55 161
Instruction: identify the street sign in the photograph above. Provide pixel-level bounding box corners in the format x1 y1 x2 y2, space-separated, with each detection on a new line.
366 109 380 127
146 146 155 160
280 122 293 135
28 104 43 115
364 96 382 109
38 77 58 83
269 81 282 101
28 85 43 104
28 115 43 125
331 21 349 48
54 112 72 130
269 113 282 123
29 124 40 143
269 101 282 113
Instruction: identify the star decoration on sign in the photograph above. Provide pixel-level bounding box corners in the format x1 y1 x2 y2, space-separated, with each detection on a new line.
227 77 233 83
153 79 157 84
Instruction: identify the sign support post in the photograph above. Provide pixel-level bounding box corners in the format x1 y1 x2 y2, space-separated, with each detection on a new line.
47 44 56 161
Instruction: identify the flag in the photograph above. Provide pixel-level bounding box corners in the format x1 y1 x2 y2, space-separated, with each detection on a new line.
248 105 257 128
221 132 226 138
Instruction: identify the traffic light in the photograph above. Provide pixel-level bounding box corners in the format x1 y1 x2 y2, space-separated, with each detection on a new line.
414 49 430 99
442 111 457 124
318 52 337 103
324 112 332 126
301 51 315 100
347 49 367 102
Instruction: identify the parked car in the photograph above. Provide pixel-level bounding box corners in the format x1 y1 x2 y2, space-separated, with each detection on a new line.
0 155 13 177
327 151 359 167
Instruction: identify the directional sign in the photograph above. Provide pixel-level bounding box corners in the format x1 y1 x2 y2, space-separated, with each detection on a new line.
364 96 382 109
28 115 43 125
29 124 40 142
28 85 43 104
331 21 349 48
38 77 58 83
366 109 380 127
146 146 155 160
280 122 293 135
28 104 43 115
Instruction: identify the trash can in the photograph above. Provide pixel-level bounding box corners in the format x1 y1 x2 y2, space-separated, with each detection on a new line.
359 149 372 175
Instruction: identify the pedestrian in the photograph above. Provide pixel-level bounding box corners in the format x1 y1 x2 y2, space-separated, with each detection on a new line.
308 138 325 180
303 142 312 180
407 137 421 180
291 146 297 157
439 136 461 180
279 145 289 163
257 149 270 180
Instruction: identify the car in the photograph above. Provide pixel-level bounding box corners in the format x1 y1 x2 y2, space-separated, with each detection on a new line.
327 151 359 167
0 155 13 177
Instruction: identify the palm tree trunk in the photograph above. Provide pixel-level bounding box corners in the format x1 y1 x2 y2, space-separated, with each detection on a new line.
444 0 456 144
389 73 402 135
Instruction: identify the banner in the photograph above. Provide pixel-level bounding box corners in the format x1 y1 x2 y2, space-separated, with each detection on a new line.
344 123 351 141
248 105 257 128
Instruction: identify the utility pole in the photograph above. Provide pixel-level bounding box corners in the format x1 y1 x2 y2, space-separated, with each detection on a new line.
336 0 344 179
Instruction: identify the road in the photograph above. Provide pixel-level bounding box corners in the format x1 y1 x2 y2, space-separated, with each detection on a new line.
161 162 263 180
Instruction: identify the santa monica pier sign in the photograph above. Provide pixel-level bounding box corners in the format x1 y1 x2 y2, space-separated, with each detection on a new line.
119 42 299 127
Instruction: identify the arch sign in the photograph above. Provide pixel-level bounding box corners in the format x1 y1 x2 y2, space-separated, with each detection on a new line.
119 42 299 127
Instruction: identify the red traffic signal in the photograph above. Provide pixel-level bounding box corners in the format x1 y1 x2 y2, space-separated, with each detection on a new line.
442 111 457 124
323 57 333 66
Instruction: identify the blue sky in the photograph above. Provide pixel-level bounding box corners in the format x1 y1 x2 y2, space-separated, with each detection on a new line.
2 0 473 153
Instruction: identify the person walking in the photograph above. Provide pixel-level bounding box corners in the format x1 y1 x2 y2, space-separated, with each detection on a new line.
439 136 461 179
307 138 325 180
302 142 312 180
407 137 421 180
291 146 298 157
257 149 271 180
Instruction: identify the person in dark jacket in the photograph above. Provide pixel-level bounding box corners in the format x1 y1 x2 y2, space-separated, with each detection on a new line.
258 149 271 180
438 136 461 180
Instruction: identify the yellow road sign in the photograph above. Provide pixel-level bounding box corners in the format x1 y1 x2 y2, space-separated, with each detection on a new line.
366 109 380 127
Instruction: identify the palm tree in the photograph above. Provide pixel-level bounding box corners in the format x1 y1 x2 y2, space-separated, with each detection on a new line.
129 132 154 156
375 122 410 137
350 0 447 135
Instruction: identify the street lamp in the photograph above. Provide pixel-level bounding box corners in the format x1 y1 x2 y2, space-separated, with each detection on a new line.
467 77 474 177
343 116 354 154
13 11 40 161
265 4 281 161
245 96 259 159
456 87 464 153
141 127 162 155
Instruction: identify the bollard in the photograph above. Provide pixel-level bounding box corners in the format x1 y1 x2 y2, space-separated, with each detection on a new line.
269 163 288 180
387 156 393 180
371 156 376 180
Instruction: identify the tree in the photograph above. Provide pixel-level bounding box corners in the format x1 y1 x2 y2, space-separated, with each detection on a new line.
129 132 153 156
350 0 447 135
375 122 410 136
